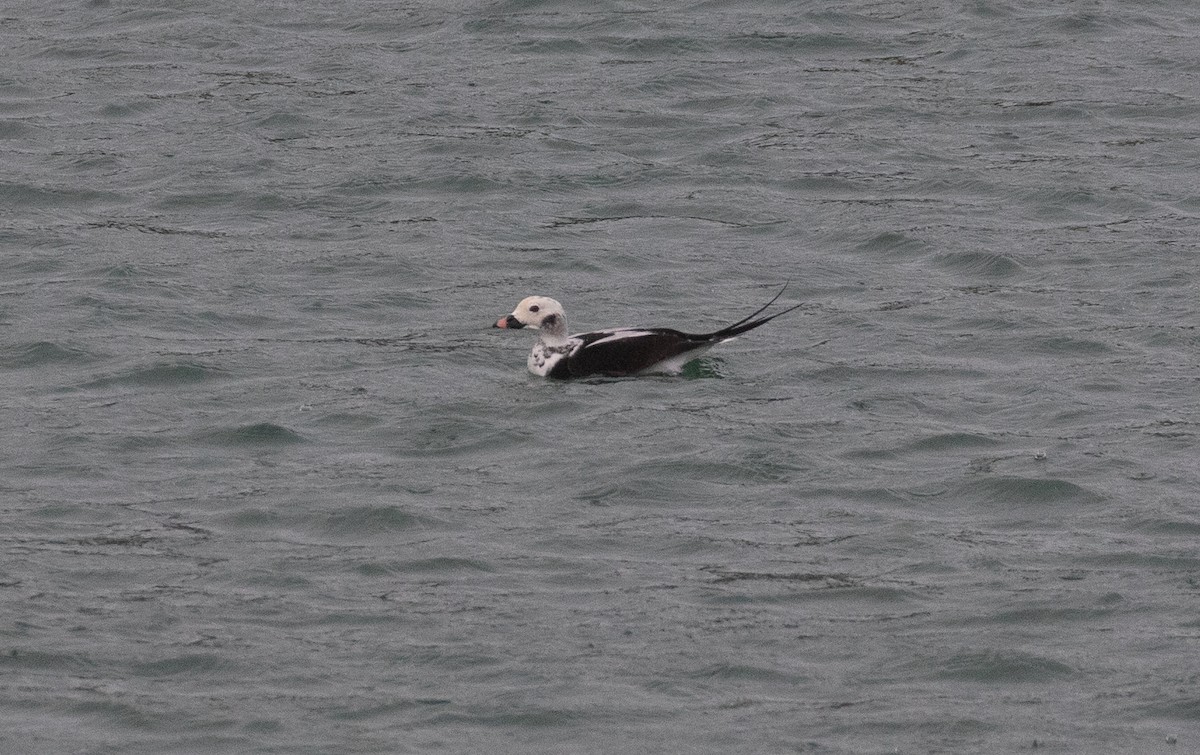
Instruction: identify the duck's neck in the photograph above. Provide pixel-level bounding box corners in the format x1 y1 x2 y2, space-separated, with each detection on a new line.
538 314 569 346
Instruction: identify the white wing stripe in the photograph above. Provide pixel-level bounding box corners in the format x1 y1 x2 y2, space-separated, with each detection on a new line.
582 330 659 348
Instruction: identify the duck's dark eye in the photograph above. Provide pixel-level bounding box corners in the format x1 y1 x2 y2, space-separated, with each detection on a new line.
529 305 540 313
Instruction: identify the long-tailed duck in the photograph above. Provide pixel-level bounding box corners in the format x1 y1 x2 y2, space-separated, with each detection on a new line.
493 285 802 378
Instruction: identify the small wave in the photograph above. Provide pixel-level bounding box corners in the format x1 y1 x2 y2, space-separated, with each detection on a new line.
131 654 230 678
904 432 1001 453
319 505 421 535
933 250 1025 277
1 341 96 369
356 557 494 577
853 230 929 258
201 422 306 446
933 649 1074 683
81 361 225 390
953 476 1100 507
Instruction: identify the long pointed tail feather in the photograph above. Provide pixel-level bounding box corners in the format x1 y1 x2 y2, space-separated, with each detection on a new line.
712 302 804 340
720 282 789 332
706 284 802 340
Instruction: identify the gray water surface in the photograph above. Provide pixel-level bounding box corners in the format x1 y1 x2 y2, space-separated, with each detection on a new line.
3 1 1199 752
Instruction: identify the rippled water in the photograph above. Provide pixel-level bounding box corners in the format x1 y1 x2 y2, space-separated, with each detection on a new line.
3 1 1199 752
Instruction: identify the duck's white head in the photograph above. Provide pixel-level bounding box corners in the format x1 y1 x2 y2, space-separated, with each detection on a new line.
493 296 568 339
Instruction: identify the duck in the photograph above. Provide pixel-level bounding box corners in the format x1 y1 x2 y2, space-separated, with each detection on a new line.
492 285 801 378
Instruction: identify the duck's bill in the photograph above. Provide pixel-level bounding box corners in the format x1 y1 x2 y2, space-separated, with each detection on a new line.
493 314 524 329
